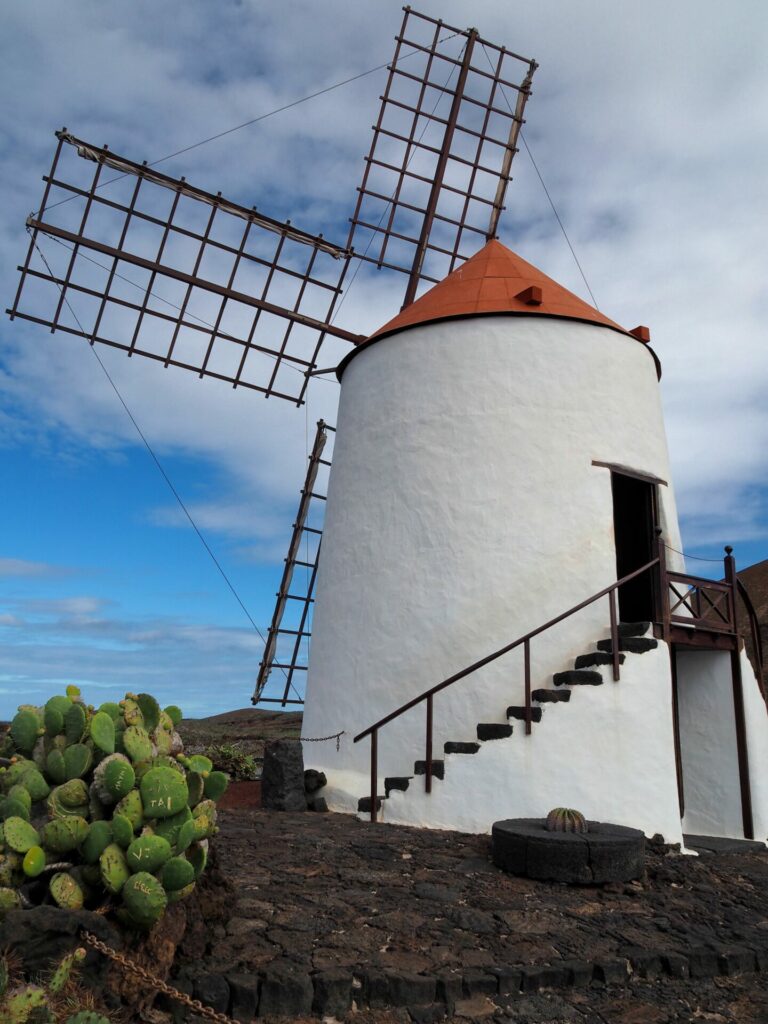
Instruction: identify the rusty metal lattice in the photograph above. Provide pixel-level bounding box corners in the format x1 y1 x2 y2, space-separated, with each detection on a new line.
253 420 334 707
8 132 363 405
347 8 537 306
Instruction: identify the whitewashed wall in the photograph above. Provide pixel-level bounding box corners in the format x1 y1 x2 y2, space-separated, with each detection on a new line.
302 313 684 826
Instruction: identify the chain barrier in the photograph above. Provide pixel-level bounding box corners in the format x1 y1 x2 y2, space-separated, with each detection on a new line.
80 930 238 1024
300 730 345 751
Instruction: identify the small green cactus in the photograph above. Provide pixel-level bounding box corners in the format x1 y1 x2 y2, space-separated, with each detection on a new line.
126 834 171 873
49 947 86 993
160 856 195 892
21 846 46 878
545 807 589 833
163 705 183 727
9 711 42 755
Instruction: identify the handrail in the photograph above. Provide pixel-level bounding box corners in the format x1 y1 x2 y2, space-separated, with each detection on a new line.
737 577 765 693
354 556 660 745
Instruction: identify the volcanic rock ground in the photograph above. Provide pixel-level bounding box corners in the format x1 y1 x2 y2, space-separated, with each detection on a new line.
166 804 768 1023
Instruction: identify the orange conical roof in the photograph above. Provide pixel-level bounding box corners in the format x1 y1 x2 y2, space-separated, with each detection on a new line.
371 239 627 339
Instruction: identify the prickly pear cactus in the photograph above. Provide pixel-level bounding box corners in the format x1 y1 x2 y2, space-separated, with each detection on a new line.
545 807 589 833
0 686 224 929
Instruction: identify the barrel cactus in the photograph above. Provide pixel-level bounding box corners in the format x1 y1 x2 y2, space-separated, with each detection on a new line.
0 686 228 930
545 807 589 833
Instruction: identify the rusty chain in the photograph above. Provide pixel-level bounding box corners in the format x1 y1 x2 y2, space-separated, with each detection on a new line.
80 930 239 1024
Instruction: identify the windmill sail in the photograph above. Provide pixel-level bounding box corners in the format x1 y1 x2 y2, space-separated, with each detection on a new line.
8 132 363 405
253 420 333 707
347 8 537 306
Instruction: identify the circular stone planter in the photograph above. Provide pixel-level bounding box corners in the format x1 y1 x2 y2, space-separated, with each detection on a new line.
492 818 645 884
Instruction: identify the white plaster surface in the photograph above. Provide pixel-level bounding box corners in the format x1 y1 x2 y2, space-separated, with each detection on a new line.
380 641 683 842
302 314 684 829
677 650 744 838
741 647 768 842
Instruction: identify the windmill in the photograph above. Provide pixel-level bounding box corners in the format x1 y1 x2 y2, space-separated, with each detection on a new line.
6 7 537 708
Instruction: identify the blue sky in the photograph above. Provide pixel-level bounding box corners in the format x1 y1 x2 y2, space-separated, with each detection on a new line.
1 1 766 719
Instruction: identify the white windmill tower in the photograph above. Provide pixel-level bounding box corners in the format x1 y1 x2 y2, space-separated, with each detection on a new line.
7 9 766 846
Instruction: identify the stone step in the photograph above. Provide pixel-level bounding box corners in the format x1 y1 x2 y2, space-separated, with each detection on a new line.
618 621 651 637
477 723 513 741
357 796 383 813
596 637 658 655
414 760 445 779
444 741 480 754
506 706 543 723
574 651 627 670
532 688 571 703
553 670 603 687
384 776 411 796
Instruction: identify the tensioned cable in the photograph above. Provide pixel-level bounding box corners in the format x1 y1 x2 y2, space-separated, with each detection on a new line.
664 544 728 564
26 229 302 701
480 43 600 311
37 32 461 218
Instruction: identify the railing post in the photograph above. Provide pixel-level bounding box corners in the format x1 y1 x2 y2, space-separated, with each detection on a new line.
724 545 737 632
425 694 433 793
656 529 670 642
608 588 620 681
370 729 378 823
524 639 531 735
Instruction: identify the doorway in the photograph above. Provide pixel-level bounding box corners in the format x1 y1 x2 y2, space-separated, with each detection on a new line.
611 471 657 622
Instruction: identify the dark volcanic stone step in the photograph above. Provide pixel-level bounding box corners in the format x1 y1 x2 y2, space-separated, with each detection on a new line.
596 637 658 654
506 706 543 723
357 796 382 813
384 777 411 796
414 760 444 779
618 621 651 637
574 651 626 669
532 689 571 703
477 723 513 741
553 670 603 687
444 741 480 754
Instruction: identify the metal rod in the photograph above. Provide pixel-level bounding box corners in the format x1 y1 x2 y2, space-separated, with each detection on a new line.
524 638 531 736
609 588 620 682
402 28 479 307
370 730 378 823
425 694 433 793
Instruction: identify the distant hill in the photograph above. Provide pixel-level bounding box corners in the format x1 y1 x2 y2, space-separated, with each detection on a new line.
738 559 768 694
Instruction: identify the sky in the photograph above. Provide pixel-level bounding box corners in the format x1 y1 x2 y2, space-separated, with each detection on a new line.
0 0 766 720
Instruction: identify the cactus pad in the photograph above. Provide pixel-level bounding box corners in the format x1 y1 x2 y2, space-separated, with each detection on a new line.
115 789 143 830
123 726 152 764
121 699 144 728
93 753 135 804
42 815 89 853
45 749 67 786
99 842 130 894
50 871 84 910
22 845 46 878
111 814 134 849
151 806 192 848
81 820 113 864
160 856 195 892
187 841 208 879
164 705 183 727
89 711 115 755
179 753 213 776
97 701 122 721
0 796 30 822
136 694 161 733
186 772 205 808
63 743 93 781
140 767 188 819
3 816 40 853
203 771 229 802
19 767 49 803
545 807 589 834
47 779 89 819
8 785 32 814
126 834 172 873
0 886 21 915
10 710 42 754
49 947 86 993
64 702 87 744
121 871 168 928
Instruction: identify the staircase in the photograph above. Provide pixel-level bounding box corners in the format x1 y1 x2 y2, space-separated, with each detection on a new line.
357 622 657 817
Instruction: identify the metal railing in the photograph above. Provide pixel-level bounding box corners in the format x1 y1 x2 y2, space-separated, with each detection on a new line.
354 555 662 822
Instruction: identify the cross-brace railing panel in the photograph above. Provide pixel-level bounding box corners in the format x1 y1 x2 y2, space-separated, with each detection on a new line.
8 132 363 405
252 420 333 706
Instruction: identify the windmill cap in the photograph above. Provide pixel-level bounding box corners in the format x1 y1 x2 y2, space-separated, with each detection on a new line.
338 239 660 379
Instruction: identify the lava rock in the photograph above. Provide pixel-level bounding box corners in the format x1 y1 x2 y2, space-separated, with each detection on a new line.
312 968 353 1017
226 972 259 1023
261 739 307 811
259 965 314 1016
304 768 327 793
193 972 230 1012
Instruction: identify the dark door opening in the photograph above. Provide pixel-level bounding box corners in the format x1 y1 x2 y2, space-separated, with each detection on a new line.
611 472 657 622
